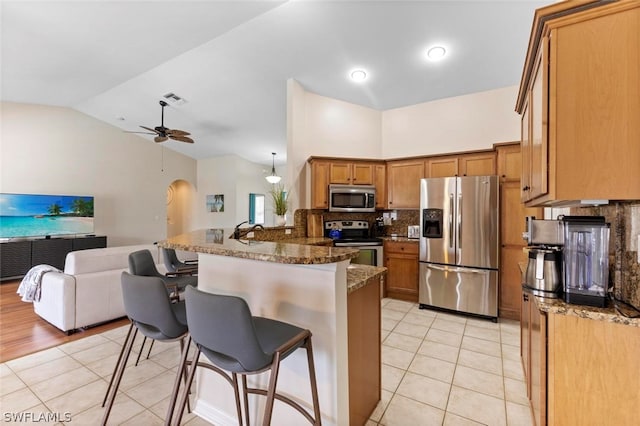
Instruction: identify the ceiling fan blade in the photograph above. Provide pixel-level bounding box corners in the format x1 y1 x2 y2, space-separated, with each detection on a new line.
170 135 194 144
140 125 160 134
124 131 156 135
166 129 190 136
154 136 168 143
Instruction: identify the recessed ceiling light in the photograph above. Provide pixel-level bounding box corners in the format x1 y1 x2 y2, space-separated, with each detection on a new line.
350 69 367 82
426 46 447 61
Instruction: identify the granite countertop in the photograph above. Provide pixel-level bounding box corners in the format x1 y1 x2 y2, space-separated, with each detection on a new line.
534 295 640 328
158 229 358 265
347 264 387 294
381 236 419 243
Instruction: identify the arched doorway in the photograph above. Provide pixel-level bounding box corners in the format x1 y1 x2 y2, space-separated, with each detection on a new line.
166 179 195 238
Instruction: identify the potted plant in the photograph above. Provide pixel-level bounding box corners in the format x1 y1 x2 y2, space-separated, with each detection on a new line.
269 184 288 226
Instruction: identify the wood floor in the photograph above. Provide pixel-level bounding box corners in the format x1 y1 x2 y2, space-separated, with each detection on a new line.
0 279 129 363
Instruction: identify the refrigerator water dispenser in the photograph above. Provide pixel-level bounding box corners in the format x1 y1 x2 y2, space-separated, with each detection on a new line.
422 208 443 238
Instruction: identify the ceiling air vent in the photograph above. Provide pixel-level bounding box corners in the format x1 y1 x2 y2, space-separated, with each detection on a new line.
162 92 187 107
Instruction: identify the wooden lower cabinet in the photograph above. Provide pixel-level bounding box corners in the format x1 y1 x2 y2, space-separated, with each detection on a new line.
520 290 547 426
347 277 381 426
383 240 419 302
521 294 640 426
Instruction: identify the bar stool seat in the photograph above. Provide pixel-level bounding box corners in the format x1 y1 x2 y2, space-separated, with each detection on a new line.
168 286 321 426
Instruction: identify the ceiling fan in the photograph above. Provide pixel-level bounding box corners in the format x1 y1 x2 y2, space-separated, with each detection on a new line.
129 100 194 143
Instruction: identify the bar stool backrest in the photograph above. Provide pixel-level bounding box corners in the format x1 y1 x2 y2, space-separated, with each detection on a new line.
121 272 187 340
185 286 271 372
128 249 163 278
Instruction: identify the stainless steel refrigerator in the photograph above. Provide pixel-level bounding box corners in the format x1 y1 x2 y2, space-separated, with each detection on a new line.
419 176 499 320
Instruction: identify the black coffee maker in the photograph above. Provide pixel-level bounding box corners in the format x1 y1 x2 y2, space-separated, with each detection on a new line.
372 217 385 237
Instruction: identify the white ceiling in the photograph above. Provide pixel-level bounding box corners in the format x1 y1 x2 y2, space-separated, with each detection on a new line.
1 0 547 166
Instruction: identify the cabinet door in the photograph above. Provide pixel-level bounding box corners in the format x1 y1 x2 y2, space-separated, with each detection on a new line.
521 97 532 202
497 144 521 182
500 246 525 320
529 39 549 201
459 152 496 176
374 164 387 209
310 161 330 209
387 160 425 209
530 304 546 426
427 157 458 178
329 162 352 184
352 163 374 185
384 242 419 301
520 291 531 394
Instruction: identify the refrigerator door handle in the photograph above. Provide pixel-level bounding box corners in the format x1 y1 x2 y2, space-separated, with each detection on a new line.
449 193 454 248
457 194 462 250
426 263 486 274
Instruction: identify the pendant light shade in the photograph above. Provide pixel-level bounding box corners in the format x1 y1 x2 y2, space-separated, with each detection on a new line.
265 152 281 184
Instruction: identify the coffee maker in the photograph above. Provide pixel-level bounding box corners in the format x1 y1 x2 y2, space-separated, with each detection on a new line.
522 217 564 297
562 216 610 307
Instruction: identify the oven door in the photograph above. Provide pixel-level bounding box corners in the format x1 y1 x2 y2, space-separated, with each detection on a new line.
349 245 383 267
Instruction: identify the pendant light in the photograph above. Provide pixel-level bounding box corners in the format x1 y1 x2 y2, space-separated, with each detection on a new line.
265 152 281 184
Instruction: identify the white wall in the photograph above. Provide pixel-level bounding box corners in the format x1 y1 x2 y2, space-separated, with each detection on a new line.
287 79 382 210
195 155 287 229
1 102 197 246
381 85 521 158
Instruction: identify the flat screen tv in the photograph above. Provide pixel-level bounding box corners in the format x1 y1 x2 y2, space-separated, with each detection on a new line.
0 193 94 239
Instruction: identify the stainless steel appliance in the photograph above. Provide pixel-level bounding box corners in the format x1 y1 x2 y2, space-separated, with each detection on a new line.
562 216 610 307
324 220 383 266
328 185 376 213
418 176 499 320
522 217 564 298
524 248 563 297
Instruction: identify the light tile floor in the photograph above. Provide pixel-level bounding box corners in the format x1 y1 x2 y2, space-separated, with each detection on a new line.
0 299 533 425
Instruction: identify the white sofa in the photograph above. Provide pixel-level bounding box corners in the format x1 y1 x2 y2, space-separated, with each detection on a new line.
33 244 167 334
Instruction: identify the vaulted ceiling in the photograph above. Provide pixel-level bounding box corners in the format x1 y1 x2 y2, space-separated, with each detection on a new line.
1 1 547 166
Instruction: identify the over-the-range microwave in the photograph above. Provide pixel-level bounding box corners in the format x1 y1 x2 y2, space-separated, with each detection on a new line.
328 184 376 212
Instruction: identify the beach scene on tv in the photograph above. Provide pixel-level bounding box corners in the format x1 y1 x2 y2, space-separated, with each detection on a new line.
0 193 95 239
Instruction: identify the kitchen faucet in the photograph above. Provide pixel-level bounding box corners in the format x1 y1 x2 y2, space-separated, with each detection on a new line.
233 221 264 239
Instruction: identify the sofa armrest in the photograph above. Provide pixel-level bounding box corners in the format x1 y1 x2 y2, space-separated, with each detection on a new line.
33 272 76 333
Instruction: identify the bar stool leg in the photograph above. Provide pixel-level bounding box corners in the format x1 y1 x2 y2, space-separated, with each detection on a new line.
102 323 134 407
305 338 322 425
262 352 282 426
135 336 147 366
178 337 192 414
165 337 191 426
172 347 201 426
101 327 138 425
241 374 250 426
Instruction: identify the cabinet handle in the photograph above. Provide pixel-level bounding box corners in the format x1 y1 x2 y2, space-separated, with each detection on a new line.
523 293 529 302
522 185 530 191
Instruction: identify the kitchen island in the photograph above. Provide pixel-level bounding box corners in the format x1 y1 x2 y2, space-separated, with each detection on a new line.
159 229 385 426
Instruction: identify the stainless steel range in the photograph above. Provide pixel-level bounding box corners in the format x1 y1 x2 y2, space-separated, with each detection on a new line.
324 220 383 267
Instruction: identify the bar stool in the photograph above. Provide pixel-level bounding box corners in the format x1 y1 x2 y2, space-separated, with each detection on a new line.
168 286 321 426
101 272 191 426
162 248 198 276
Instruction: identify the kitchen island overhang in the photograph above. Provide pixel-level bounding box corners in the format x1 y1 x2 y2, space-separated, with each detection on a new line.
158 230 385 426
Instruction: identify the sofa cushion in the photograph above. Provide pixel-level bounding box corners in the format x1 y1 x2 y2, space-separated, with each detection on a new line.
64 244 159 275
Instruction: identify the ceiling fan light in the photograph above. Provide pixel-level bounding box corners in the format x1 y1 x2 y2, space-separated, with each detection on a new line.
265 152 281 184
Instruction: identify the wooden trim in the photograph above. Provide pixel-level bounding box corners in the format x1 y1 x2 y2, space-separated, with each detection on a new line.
515 0 609 113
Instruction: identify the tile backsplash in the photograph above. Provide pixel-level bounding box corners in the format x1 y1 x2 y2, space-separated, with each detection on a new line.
570 201 640 310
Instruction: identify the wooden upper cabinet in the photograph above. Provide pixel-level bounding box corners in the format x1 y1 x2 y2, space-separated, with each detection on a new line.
309 160 330 209
496 143 522 182
427 156 457 178
516 2 640 205
386 160 425 209
374 164 387 209
426 152 495 178
308 158 383 210
459 152 496 176
329 161 374 185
